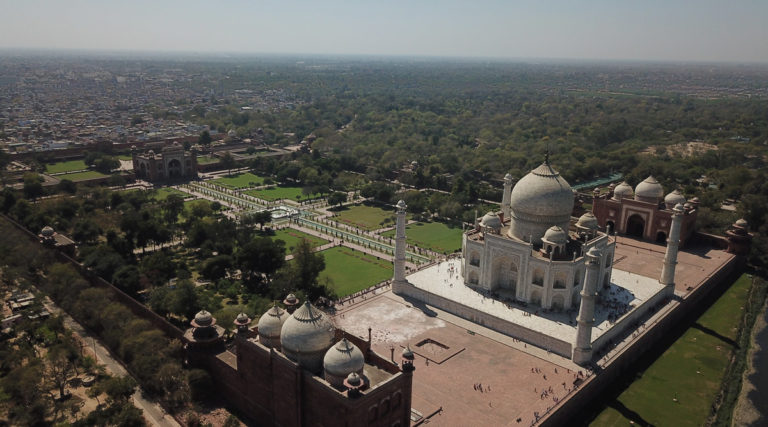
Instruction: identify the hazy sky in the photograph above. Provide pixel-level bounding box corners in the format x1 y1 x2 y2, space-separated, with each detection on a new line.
1 0 767 62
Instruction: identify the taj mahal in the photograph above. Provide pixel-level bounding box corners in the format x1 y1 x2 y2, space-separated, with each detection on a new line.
393 157 688 365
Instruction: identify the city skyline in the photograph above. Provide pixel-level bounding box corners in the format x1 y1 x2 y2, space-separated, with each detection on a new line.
1 0 767 63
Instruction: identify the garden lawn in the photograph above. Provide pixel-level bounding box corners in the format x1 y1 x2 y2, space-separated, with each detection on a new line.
211 172 265 189
317 247 392 297
60 170 108 181
46 159 88 174
245 186 317 202
197 155 220 165
591 274 752 427
150 187 188 201
270 228 328 253
381 221 463 253
333 204 403 231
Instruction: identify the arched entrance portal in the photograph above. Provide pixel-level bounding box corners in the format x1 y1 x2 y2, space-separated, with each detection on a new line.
167 159 182 178
656 231 667 244
626 214 645 238
138 163 147 179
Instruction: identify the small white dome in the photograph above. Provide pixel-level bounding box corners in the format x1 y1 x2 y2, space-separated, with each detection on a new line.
735 218 749 229
542 226 568 245
193 310 213 327
664 189 687 210
576 212 599 230
280 301 336 373
612 182 634 201
41 226 55 237
634 176 664 203
323 338 364 386
258 306 287 345
480 212 501 230
587 247 602 259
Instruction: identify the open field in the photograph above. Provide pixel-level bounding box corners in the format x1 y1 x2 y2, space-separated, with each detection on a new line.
45 159 88 173
591 274 752 426
381 221 462 253
211 172 264 189
245 186 317 202
59 170 108 181
332 204 401 231
270 228 329 253
317 246 392 297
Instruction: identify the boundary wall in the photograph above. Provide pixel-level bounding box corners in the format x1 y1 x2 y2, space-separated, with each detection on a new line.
540 252 740 425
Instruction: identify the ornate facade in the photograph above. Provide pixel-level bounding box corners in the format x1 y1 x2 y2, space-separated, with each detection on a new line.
461 160 615 311
591 177 698 246
132 142 197 182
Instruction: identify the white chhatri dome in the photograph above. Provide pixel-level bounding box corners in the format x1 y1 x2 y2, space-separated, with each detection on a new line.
508 161 574 245
323 338 365 387
280 301 336 373
634 176 664 203
664 189 687 210
576 212 599 231
542 226 568 245
480 212 501 231
257 305 287 348
612 182 634 200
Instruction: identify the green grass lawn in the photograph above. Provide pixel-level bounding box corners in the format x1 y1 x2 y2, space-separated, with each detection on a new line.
211 172 265 189
197 155 220 165
245 186 317 202
59 170 108 181
268 228 329 253
591 274 752 427
46 160 88 174
116 154 133 161
150 187 189 201
317 247 392 297
381 221 463 253
333 204 404 231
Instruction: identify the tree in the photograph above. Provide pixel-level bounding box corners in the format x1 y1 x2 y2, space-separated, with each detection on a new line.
250 210 272 230
112 265 141 295
57 179 77 194
73 219 102 245
163 194 185 225
286 238 325 299
328 191 347 209
220 152 236 175
236 237 285 287
23 173 44 200
200 254 233 282
199 130 212 146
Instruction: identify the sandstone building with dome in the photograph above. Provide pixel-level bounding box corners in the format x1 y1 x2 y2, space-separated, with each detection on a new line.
131 142 198 182
591 176 698 246
184 297 414 427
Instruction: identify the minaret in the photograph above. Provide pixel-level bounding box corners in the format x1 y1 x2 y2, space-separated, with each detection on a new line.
573 247 601 365
393 200 408 290
502 173 513 221
660 203 684 296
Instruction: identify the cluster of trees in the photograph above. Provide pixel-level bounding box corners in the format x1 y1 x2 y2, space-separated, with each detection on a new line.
0 273 144 425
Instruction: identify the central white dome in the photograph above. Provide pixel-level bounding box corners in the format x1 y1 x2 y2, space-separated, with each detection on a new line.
508 162 574 245
280 301 336 373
